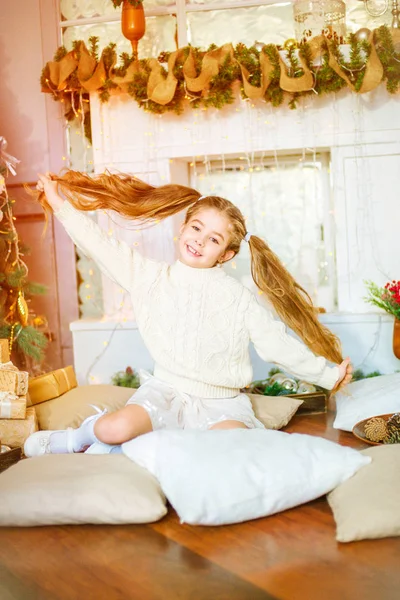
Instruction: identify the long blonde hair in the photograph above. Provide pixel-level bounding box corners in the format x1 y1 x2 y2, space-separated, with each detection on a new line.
38 171 342 364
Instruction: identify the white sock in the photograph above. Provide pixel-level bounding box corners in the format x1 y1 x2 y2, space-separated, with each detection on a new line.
49 413 102 453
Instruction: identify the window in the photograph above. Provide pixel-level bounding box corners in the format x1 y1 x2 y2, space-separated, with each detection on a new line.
59 0 390 55
191 152 336 310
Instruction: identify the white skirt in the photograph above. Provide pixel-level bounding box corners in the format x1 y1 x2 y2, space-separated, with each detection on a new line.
126 371 265 431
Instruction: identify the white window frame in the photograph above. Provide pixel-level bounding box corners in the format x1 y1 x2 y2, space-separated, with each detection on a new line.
59 0 291 47
190 151 337 310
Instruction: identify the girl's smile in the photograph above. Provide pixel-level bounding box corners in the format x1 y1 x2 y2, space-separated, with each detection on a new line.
178 208 235 268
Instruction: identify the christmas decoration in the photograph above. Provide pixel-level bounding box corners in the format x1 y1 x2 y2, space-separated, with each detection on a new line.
364 416 388 443
386 429 400 444
28 365 78 405
0 138 48 366
357 413 400 445
40 25 400 131
365 280 400 359
293 0 346 44
121 0 145 60
111 366 140 388
283 39 298 51
0 406 38 449
386 413 400 437
111 0 143 6
354 28 372 42
247 369 320 396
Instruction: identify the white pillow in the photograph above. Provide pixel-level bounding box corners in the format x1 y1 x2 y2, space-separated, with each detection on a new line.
122 429 370 526
333 373 400 432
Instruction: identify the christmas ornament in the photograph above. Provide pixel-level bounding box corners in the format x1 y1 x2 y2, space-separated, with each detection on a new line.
32 315 48 329
283 39 298 51
269 373 298 392
17 290 29 326
364 417 388 443
354 28 372 42
297 381 317 394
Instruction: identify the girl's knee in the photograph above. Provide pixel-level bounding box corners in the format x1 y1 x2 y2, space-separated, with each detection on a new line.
94 406 152 444
94 413 131 444
209 420 249 430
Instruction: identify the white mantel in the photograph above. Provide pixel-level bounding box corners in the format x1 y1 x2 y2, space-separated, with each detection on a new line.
70 88 400 384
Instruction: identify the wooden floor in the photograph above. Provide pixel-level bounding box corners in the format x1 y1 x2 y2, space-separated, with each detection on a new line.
1 413 399 600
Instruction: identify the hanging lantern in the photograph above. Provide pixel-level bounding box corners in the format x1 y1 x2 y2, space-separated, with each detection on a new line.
293 0 346 44
121 0 146 60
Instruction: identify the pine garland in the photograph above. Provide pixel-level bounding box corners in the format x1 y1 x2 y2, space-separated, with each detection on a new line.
40 26 400 135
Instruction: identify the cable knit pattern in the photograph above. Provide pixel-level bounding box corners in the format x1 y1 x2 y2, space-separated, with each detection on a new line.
56 202 339 398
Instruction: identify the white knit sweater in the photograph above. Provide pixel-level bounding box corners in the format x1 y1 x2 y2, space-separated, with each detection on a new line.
56 202 339 398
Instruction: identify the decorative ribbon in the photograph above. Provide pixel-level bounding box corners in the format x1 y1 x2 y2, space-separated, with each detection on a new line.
307 32 384 94
238 51 274 100
42 30 392 106
0 391 18 419
46 43 107 93
183 44 234 93
278 53 315 93
0 137 19 176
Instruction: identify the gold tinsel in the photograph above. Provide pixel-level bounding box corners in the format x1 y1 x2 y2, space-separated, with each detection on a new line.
364 417 388 443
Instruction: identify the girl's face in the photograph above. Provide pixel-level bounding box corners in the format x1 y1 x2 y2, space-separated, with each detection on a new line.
178 208 235 269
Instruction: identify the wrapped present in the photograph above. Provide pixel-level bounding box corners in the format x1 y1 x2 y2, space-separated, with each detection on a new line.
28 365 78 405
0 361 18 372
0 406 38 448
0 391 27 419
0 368 29 395
0 339 10 363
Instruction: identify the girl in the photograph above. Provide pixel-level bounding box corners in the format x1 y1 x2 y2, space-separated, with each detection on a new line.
24 171 352 457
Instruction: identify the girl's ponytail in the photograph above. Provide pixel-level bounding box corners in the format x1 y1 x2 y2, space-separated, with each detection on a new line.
248 235 343 365
35 172 342 364
38 170 200 222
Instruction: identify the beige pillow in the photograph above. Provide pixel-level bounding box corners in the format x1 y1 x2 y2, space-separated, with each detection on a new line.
247 394 303 429
35 385 135 430
327 445 400 542
35 385 302 432
0 454 167 526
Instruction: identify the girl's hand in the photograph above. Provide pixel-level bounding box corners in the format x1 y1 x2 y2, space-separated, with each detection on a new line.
332 357 353 392
36 172 64 212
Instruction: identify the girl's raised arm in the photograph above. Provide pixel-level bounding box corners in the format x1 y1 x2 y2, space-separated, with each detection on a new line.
37 173 160 293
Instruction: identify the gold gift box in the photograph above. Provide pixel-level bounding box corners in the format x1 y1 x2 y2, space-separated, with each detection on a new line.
0 406 38 448
0 392 27 420
28 365 78 406
0 339 10 363
0 368 29 395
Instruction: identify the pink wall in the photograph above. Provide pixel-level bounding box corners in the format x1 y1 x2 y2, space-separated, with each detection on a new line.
0 0 79 369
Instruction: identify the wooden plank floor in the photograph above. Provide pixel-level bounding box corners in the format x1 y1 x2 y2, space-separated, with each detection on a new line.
1 413 399 600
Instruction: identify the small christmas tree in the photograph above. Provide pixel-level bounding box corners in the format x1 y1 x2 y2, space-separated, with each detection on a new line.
0 137 48 370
